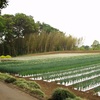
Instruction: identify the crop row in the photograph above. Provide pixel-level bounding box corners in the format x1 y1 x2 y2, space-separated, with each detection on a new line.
0 54 100 75
73 76 100 91
0 54 100 96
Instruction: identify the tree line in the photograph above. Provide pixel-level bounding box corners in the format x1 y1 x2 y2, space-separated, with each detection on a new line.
80 40 100 50
1 1 99 56
0 13 83 56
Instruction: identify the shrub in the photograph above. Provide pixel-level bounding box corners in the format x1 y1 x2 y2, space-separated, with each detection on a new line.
14 79 45 98
0 73 13 81
0 73 9 80
0 55 11 59
0 55 6 59
6 55 12 58
0 73 45 99
5 77 16 83
14 79 29 89
30 89 45 97
74 97 82 100
52 88 76 100
28 81 41 89
15 81 29 89
65 97 82 100
14 79 41 90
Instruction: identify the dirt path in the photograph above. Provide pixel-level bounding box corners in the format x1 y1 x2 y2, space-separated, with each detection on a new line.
0 82 38 100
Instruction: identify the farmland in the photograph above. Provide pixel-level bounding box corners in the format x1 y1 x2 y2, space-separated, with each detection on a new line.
0 53 100 99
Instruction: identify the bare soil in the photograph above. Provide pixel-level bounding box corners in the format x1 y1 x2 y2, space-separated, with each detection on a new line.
34 80 100 100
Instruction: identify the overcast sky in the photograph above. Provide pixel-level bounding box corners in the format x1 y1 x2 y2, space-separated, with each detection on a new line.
2 0 100 46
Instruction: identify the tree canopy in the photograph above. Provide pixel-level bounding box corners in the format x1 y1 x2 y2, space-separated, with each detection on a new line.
0 13 83 56
0 0 8 9
91 40 100 50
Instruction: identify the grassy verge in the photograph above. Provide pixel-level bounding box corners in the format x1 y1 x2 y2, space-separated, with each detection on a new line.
0 72 45 100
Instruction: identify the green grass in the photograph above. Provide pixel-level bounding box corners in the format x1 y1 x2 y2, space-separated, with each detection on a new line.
14 78 41 89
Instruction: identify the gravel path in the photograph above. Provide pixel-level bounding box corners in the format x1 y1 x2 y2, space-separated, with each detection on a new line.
0 82 38 100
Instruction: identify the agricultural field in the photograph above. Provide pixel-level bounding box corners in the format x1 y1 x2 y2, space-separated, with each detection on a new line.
0 53 100 100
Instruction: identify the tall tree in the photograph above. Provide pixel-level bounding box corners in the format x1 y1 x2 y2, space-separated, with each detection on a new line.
91 40 100 50
2 14 16 55
0 16 5 37
0 0 8 9
0 16 5 55
0 13 83 56
14 13 37 38
36 22 59 34
0 0 8 15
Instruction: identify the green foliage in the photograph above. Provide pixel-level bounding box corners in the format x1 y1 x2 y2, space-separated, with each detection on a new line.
27 81 41 89
38 22 59 33
6 55 12 58
74 97 82 100
5 77 16 83
14 79 41 89
79 45 90 50
0 73 10 80
0 13 82 56
30 89 45 97
0 16 5 32
0 0 8 9
14 13 36 37
0 55 6 59
0 55 11 59
14 80 29 89
0 73 16 83
65 97 82 100
51 88 76 100
91 40 100 50
0 54 100 75
14 78 44 98
0 73 45 98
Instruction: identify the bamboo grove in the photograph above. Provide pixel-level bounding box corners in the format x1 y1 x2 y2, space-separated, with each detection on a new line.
0 13 82 56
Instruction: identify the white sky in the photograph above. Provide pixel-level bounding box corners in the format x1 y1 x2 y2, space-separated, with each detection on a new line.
2 0 100 46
